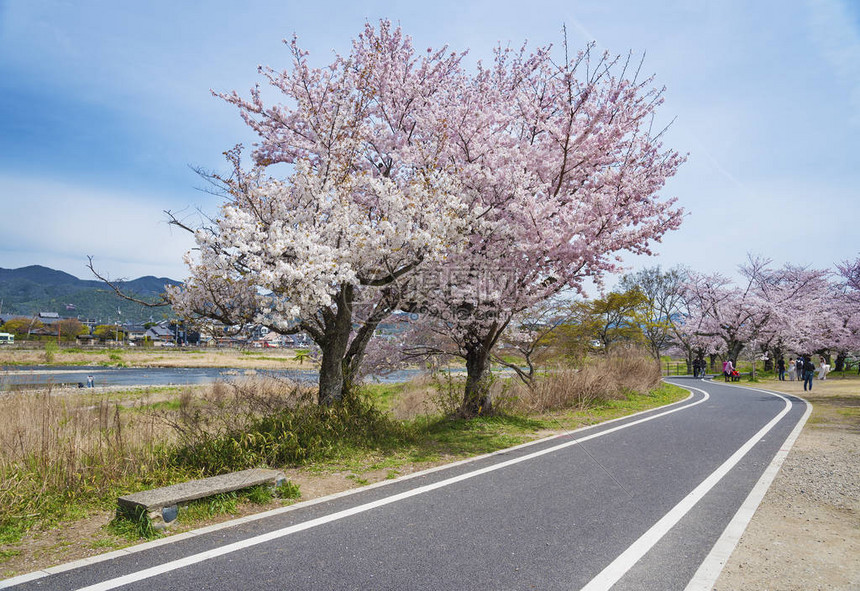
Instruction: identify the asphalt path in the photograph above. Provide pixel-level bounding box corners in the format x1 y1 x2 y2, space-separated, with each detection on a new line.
2 377 810 591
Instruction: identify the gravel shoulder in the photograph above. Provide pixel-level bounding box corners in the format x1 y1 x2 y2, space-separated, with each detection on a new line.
714 376 860 590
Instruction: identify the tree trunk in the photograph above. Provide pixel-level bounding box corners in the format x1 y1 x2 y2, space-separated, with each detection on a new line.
727 341 744 366
461 344 493 417
768 345 784 373
316 285 354 406
318 340 348 405
342 291 399 392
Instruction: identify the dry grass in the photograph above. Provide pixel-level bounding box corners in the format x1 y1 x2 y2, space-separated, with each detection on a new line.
0 346 313 370
748 374 860 432
0 388 171 539
0 376 312 543
381 348 663 418
165 377 315 443
504 347 663 414
386 375 444 420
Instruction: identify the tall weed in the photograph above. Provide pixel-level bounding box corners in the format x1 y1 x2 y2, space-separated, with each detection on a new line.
0 389 175 541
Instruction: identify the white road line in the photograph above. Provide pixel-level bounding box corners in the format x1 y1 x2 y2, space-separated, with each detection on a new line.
57 388 709 591
580 385 793 591
684 388 812 591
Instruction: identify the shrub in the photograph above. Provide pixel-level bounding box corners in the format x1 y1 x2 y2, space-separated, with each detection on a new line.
171 383 409 472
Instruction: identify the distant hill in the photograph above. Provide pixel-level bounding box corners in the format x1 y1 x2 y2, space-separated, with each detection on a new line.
0 265 180 323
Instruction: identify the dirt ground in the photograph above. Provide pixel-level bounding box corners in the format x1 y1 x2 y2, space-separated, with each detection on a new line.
0 346 313 370
1 374 857 587
714 376 860 591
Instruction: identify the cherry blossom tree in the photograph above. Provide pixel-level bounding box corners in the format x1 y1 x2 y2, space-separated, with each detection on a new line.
169 22 470 404
169 22 684 412
679 257 849 373
679 262 771 365
754 263 838 363
405 40 685 415
834 256 860 370
838 257 860 294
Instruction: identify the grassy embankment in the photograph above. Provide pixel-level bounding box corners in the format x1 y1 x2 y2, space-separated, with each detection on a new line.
0 348 688 576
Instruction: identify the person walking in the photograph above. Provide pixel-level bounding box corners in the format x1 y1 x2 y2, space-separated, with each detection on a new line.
777 356 786 381
787 358 796 381
795 357 804 382
802 356 816 392
818 356 830 380
723 359 734 382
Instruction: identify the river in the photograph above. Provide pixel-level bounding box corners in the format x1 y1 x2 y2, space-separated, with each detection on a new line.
0 365 422 390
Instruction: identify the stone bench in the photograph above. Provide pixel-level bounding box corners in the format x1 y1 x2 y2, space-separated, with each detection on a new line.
117 468 287 529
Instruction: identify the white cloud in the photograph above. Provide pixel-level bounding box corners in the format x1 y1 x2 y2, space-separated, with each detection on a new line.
0 175 196 279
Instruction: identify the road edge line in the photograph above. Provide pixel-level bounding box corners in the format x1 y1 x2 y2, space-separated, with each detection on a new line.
684 387 812 591
580 384 793 591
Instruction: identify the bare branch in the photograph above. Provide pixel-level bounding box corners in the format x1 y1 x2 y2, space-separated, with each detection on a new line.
86 256 172 308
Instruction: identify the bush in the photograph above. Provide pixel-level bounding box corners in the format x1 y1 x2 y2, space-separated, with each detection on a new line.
171 384 409 472
43 341 57 363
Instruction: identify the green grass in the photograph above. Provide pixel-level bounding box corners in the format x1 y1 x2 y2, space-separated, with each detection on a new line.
539 382 689 431
346 474 370 486
416 413 546 455
360 382 407 413
88 538 121 550
239 352 293 362
131 398 183 412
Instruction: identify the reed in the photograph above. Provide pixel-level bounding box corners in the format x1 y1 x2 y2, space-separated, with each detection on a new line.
0 388 175 542
503 346 663 413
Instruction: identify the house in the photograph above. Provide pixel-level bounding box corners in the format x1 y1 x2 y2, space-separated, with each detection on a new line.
144 324 175 345
75 333 97 346
121 322 149 344
37 312 61 325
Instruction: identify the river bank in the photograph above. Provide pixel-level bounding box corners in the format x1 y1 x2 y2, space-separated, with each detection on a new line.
0 346 314 370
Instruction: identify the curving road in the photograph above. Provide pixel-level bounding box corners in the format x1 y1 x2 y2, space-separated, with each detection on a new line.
2 378 810 591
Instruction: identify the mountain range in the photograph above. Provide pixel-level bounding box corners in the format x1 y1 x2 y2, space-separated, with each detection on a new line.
0 265 179 323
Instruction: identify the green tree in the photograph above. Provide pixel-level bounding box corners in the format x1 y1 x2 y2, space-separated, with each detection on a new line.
1 317 43 338
543 301 601 364
619 266 688 360
57 319 88 341
588 289 648 351
93 324 124 342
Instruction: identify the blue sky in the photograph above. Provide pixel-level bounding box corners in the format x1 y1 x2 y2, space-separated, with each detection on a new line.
0 0 858 286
